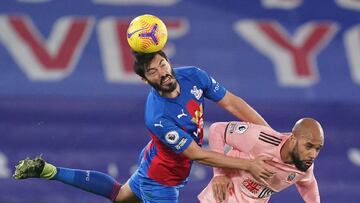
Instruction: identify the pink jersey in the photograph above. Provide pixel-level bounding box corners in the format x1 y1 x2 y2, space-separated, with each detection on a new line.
198 122 320 203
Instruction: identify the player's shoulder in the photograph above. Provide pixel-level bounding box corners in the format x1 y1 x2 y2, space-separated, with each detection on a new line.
234 122 272 132
232 122 284 139
145 111 168 130
174 66 205 77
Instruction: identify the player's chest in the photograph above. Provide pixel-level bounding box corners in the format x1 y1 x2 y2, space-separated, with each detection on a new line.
168 98 204 130
265 161 306 191
172 85 205 119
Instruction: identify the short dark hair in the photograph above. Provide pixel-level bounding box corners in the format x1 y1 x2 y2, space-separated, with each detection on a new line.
133 50 168 78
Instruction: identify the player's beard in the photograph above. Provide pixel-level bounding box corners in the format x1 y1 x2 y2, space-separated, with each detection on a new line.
148 69 178 94
291 143 312 172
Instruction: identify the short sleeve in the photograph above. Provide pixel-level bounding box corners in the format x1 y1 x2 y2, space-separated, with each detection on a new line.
147 117 194 154
225 122 261 152
194 68 226 102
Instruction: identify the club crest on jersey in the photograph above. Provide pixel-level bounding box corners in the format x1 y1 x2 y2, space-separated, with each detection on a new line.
227 122 248 134
191 86 203 100
236 124 248 134
165 131 179 144
287 172 296 182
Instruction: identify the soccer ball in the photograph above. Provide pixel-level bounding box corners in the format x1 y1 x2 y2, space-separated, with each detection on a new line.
127 14 168 53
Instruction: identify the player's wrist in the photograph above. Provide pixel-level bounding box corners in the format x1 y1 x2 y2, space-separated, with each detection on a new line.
239 159 251 171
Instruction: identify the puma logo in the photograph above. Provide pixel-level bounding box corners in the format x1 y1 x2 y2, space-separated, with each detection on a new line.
154 121 163 128
177 109 187 119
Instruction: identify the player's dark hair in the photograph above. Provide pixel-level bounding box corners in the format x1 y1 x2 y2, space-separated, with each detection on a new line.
133 50 168 78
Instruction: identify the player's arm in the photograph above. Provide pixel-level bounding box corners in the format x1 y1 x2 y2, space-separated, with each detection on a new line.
208 122 260 175
295 167 321 203
193 67 268 127
217 91 269 127
149 117 273 182
182 140 274 184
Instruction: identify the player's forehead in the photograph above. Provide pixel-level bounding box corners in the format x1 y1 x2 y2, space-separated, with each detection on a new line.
301 136 324 147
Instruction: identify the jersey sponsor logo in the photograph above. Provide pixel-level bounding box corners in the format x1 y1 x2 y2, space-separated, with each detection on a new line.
165 130 179 144
176 109 188 119
190 86 203 100
175 137 188 150
154 121 163 128
241 178 275 199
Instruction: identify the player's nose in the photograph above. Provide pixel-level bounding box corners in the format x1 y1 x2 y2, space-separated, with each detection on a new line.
308 149 317 159
158 67 167 77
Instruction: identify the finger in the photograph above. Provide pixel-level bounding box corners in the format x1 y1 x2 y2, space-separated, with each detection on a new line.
257 177 268 185
228 185 235 196
253 175 264 184
260 173 271 180
215 185 222 202
215 184 225 201
228 181 234 190
264 170 276 178
264 168 275 175
212 184 220 202
261 171 276 180
221 185 227 201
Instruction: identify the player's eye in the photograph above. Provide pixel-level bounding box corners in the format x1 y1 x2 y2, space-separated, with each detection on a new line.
147 69 157 75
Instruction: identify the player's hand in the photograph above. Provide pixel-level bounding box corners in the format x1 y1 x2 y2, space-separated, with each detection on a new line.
211 175 234 203
247 156 275 185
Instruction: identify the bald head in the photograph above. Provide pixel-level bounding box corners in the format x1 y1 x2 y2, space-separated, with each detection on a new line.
287 118 324 172
292 118 324 142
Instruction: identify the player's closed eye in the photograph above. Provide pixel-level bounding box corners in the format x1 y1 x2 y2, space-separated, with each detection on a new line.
147 69 157 76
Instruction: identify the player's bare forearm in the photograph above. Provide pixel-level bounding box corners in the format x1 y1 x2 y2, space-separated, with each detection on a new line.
183 141 274 184
217 91 269 127
183 141 251 170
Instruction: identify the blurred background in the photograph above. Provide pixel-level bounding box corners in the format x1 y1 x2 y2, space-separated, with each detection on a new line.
1 0 360 202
